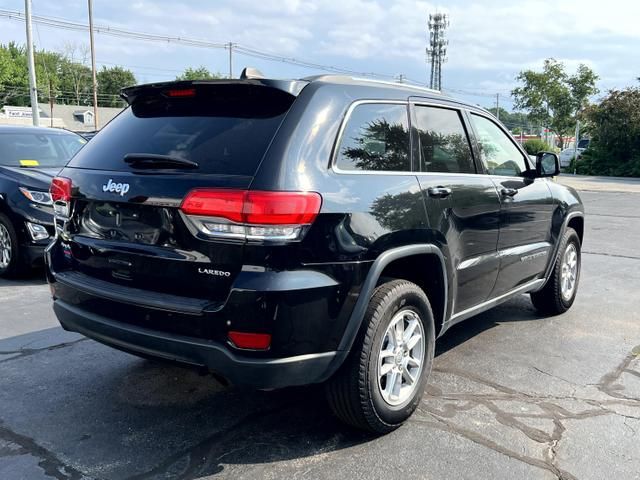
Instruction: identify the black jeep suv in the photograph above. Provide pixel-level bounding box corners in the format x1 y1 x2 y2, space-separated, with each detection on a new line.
46 74 584 433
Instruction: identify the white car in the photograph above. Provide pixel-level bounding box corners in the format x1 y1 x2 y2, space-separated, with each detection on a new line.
559 148 585 168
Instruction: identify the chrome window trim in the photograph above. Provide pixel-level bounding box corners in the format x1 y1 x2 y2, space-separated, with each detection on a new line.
331 99 495 179
331 99 411 175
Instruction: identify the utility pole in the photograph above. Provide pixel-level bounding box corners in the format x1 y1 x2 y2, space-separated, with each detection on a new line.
88 0 99 130
426 13 449 90
496 93 500 121
48 78 54 127
227 42 234 79
24 0 40 126
573 120 580 175
397 74 405 84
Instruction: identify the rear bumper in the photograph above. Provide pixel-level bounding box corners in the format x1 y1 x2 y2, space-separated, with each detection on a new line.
54 299 338 389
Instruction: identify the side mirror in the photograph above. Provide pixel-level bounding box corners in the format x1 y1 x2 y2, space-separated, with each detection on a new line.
535 151 560 177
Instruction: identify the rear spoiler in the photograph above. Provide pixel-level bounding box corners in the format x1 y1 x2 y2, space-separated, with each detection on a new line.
121 78 309 105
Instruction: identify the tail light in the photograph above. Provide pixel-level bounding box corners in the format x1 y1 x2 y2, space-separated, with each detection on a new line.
180 189 322 242
50 177 72 217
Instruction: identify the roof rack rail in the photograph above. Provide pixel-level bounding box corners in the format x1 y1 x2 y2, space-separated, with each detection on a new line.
349 77 441 94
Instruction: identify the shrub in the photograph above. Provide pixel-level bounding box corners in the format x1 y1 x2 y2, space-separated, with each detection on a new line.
523 138 552 155
582 88 640 177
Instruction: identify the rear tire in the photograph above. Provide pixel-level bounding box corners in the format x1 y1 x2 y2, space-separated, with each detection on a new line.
0 213 25 278
325 279 435 434
531 227 581 315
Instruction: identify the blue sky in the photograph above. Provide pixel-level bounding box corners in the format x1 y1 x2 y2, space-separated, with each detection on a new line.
1 0 639 111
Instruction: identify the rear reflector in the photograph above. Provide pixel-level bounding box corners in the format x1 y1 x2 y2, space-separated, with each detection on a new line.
228 331 271 350
50 177 72 203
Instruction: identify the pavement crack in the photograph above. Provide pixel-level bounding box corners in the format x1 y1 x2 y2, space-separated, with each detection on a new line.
125 402 296 480
0 338 88 363
622 418 637 437
582 251 640 261
597 353 640 402
0 422 88 480
423 362 640 480
412 415 577 480
531 366 583 388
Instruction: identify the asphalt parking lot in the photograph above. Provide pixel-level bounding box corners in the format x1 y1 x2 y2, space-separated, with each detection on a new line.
1 180 638 480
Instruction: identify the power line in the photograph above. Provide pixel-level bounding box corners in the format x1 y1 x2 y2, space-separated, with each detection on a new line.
0 9 409 82
1 84 122 99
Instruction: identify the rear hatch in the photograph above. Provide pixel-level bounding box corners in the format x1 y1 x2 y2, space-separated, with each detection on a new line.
54 80 305 304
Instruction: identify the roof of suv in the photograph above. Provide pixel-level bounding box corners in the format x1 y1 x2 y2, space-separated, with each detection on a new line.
121 74 485 113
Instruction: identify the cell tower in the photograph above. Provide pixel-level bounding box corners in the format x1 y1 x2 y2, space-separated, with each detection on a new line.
426 13 449 91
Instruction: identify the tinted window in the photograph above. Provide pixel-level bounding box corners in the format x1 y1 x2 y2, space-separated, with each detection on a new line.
336 103 410 172
470 114 529 176
0 131 86 168
414 106 475 173
69 85 294 176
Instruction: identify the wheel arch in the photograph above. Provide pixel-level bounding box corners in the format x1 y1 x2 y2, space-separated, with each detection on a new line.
338 244 448 354
539 210 584 290
567 215 584 245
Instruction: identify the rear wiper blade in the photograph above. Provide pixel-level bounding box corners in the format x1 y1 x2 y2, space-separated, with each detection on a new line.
124 153 199 169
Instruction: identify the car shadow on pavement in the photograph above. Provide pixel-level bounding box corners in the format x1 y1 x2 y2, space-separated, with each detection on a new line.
0 295 543 479
435 294 541 357
0 267 47 288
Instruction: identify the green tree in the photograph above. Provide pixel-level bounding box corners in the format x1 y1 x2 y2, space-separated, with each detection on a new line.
511 58 598 148
34 49 65 102
578 88 640 177
342 120 410 171
96 66 136 107
0 42 29 106
176 66 221 81
486 107 536 134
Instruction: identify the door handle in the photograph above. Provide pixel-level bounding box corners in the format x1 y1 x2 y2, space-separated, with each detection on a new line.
427 186 452 198
501 187 518 197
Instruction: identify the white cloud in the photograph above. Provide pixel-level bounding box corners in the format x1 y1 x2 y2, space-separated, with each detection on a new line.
1 0 638 98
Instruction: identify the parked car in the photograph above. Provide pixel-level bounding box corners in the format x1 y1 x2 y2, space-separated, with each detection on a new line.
577 138 590 150
0 126 86 277
559 147 585 168
45 75 584 433
73 130 98 141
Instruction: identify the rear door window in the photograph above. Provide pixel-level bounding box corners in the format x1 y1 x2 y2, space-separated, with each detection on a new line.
68 85 294 176
335 103 411 172
414 105 475 174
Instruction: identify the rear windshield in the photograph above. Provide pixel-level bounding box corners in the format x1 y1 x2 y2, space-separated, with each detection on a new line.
0 131 86 168
68 84 295 176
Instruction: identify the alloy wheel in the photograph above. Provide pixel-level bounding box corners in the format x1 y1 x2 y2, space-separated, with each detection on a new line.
377 309 425 406
0 223 11 269
560 243 578 301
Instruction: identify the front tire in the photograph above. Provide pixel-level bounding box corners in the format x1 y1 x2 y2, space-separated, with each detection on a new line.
325 280 435 434
531 227 581 315
0 213 24 278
